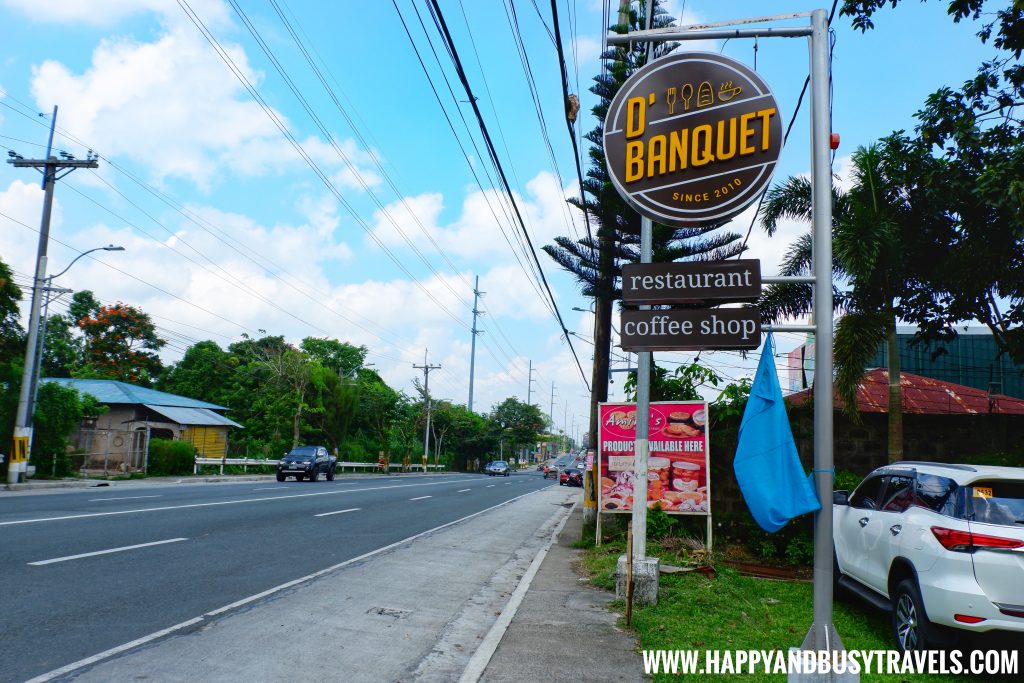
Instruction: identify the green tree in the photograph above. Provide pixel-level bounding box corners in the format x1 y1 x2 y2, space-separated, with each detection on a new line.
841 1 1024 361
486 397 546 459
158 340 233 405
357 370 407 459
222 334 296 457
0 259 24 359
760 142 933 462
40 313 82 378
32 382 105 476
300 337 367 377
309 369 359 453
623 361 721 402
0 258 24 463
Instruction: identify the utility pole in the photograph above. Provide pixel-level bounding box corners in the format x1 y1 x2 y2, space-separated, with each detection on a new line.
563 401 569 453
549 382 556 454
467 276 483 412
527 360 537 405
414 350 441 473
7 106 98 484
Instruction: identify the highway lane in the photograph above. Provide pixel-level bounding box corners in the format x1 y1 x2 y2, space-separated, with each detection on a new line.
0 471 559 682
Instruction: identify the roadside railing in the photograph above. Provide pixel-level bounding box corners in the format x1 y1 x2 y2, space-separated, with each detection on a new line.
193 458 447 475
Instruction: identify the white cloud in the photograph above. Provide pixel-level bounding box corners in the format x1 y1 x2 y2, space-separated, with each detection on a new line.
368 171 582 267
27 15 379 191
1 0 231 27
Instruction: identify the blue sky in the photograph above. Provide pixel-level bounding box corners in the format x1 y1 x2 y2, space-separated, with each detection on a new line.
0 1 997 439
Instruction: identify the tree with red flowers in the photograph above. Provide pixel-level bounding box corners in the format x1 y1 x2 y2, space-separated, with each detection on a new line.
74 296 165 386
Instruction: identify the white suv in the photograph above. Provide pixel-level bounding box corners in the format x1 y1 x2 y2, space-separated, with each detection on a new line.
833 462 1024 651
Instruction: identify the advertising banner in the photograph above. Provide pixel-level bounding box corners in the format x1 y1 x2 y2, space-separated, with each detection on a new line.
598 401 710 515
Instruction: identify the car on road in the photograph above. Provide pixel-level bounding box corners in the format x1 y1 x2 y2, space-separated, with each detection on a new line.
833 461 1024 652
541 458 559 479
485 460 510 477
559 467 583 487
277 445 336 482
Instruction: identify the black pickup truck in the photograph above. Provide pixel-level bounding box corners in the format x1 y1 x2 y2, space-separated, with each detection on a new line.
276 445 337 482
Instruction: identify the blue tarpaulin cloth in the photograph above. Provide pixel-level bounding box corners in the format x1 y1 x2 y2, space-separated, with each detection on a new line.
733 333 820 532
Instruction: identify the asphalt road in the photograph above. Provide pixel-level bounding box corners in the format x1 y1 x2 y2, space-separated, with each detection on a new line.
0 471 558 682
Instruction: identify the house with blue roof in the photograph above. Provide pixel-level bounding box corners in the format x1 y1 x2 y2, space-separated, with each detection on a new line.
44 378 242 471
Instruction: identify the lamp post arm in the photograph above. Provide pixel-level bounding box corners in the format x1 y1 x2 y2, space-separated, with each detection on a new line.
49 246 120 281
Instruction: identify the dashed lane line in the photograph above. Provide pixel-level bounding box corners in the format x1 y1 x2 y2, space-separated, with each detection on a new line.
29 538 188 566
315 508 361 517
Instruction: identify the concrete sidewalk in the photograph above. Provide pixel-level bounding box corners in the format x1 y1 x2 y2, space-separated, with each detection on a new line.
476 503 646 683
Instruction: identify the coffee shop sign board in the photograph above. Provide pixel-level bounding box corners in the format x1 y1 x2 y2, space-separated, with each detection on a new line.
603 52 783 227
598 401 710 516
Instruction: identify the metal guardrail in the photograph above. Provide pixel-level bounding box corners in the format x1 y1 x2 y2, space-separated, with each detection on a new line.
193 458 447 475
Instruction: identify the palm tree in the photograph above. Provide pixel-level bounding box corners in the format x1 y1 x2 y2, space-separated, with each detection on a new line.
760 141 921 462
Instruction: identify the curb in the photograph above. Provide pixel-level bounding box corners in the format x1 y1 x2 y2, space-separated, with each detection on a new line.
457 499 577 683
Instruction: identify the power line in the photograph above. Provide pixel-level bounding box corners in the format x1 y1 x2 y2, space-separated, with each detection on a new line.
425 0 589 391
390 0 552 311
227 0 471 309
175 0 470 331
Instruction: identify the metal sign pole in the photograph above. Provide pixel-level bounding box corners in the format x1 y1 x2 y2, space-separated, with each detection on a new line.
631 217 652 561
804 5 841 659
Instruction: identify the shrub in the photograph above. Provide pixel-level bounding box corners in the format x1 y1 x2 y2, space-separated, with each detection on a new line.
646 504 675 539
834 469 863 492
784 535 814 566
147 438 196 476
338 441 372 461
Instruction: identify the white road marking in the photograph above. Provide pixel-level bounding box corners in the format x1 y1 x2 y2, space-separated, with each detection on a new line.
409 495 431 501
251 487 288 491
457 489 471 492
28 538 188 566
315 508 360 517
0 479 477 526
87 495 162 502
486 485 495 488
24 616 206 683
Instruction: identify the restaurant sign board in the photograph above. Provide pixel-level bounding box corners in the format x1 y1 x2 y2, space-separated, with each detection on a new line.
622 259 761 305
603 52 783 227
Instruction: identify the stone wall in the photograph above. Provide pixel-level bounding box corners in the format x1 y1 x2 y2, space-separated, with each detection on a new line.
707 409 1024 517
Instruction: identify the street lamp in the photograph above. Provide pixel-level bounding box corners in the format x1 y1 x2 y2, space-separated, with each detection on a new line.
33 244 125 397
9 244 124 483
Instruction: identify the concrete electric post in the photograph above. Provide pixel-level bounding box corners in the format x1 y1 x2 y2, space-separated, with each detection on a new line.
6 106 98 484
414 350 441 473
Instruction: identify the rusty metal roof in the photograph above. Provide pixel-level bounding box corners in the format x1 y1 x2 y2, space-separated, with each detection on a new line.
786 368 1024 415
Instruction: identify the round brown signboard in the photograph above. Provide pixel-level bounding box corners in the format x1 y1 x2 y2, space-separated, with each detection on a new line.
603 52 783 227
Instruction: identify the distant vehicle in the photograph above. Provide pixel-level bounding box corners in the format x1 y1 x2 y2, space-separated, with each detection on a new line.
542 458 560 479
485 460 510 477
552 454 574 469
560 467 583 487
277 445 336 482
536 461 546 471
833 461 1024 652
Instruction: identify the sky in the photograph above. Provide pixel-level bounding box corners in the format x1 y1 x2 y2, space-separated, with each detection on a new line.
0 0 998 443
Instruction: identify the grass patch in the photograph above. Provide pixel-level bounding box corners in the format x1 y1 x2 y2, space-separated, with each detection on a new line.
578 536 1020 682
